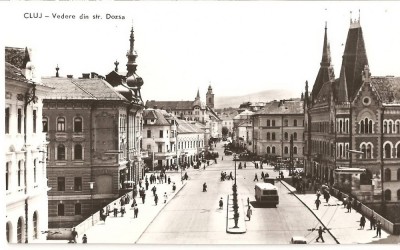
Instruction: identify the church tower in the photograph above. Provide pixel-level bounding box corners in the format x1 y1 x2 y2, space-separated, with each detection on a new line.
206 84 214 109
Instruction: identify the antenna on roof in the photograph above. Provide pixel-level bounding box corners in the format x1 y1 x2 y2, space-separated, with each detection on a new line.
358 9 361 22
350 11 352 24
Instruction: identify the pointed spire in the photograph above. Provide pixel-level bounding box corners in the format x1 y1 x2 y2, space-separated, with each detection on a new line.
337 65 349 103
126 26 138 77
56 64 59 77
196 89 200 99
320 22 331 66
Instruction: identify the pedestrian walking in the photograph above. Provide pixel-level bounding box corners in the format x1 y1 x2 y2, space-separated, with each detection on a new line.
370 215 376 230
113 203 118 217
71 227 78 243
254 173 259 182
219 198 223 209
163 192 168 203
164 174 167 183
247 197 250 207
359 215 366 229
261 172 265 179
246 207 252 221
172 182 176 192
145 179 149 190
142 192 146 204
152 186 157 196
82 234 87 243
315 226 325 243
315 198 321 210
134 205 139 218
346 201 352 213
154 193 159 205
120 203 125 217
168 177 171 184
376 221 382 238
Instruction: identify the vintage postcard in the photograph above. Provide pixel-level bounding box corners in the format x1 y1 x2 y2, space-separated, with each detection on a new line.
2 1 400 248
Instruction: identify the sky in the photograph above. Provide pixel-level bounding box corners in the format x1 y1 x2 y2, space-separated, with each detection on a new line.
2 1 400 103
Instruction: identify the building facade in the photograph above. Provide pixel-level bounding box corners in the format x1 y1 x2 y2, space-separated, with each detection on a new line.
42 28 145 228
5 47 52 243
304 19 400 209
252 99 304 163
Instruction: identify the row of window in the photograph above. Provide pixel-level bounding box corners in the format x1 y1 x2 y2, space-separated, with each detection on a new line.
265 119 302 127
42 116 83 133
265 146 303 155
57 177 82 191
383 120 400 134
265 132 301 141
147 130 174 139
384 189 400 201
384 168 400 182
5 160 38 191
5 108 37 134
53 144 83 161
56 203 82 216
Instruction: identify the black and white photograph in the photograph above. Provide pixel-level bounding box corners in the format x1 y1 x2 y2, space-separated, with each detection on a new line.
2 0 400 247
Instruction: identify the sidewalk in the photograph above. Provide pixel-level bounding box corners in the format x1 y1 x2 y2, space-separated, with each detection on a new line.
280 180 400 244
39 172 186 244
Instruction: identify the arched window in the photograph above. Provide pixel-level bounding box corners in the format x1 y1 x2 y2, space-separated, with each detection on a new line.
294 146 298 154
293 132 297 141
385 168 391 182
42 117 48 132
267 132 270 140
361 144 366 159
360 120 364 133
345 119 349 133
266 146 270 154
396 121 400 134
367 144 372 159
294 119 297 126
75 203 82 215
384 143 392 158
272 146 276 154
57 144 66 160
383 121 388 134
284 132 288 141
385 189 391 201
33 212 38 239
74 117 82 133
58 203 65 216
389 121 393 133
17 217 23 243
368 120 373 133
284 146 289 154
365 118 369 133
6 222 10 243
397 144 400 158
272 133 276 140
74 144 83 160
57 117 65 132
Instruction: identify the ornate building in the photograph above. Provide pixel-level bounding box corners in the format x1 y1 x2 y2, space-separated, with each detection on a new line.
304 19 400 210
5 47 52 243
42 27 145 228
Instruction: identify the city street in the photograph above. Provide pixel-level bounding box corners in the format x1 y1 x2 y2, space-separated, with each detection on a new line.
137 144 336 244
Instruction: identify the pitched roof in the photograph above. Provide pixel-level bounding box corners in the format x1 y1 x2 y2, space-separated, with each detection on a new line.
336 65 349 103
177 119 203 134
41 77 127 101
370 77 400 104
146 100 198 110
5 62 30 83
341 21 369 100
143 109 170 126
254 100 304 115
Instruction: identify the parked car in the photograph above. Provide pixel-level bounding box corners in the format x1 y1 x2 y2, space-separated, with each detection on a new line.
290 236 307 244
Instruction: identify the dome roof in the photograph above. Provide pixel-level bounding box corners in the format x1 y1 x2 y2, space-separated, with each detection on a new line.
126 74 144 87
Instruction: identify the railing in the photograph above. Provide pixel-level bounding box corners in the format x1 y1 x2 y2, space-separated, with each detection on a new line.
330 187 400 235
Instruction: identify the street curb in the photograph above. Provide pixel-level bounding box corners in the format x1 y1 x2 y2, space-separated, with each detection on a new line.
134 181 187 243
279 180 340 244
226 195 247 234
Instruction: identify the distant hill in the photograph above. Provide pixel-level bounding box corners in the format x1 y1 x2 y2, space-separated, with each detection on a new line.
215 89 300 109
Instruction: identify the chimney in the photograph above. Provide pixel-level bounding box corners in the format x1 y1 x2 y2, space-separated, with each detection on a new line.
91 72 98 78
82 73 90 79
67 74 73 79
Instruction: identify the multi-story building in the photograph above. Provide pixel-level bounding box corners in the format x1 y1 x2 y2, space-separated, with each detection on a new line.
252 99 304 163
142 109 177 170
5 47 52 243
233 109 254 144
305 19 400 211
220 114 235 138
146 86 221 146
176 119 206 165
41 27 145 228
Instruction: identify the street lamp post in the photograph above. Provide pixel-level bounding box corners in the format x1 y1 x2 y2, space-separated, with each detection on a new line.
88 181 95 226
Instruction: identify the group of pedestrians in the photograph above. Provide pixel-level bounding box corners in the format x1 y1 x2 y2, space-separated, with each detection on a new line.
253 171 270 182
221 171 234 181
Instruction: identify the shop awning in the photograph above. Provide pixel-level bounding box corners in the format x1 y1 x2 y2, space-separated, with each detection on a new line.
334 168 366 174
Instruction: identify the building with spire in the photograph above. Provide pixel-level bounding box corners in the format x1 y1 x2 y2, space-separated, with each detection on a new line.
146 87 221 149
304 17 400 216
41 27 145 228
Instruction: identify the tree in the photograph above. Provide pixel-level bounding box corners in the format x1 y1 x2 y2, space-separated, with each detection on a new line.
222 126 229 137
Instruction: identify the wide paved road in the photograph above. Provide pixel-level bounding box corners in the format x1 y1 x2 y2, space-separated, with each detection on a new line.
137 144 336 244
